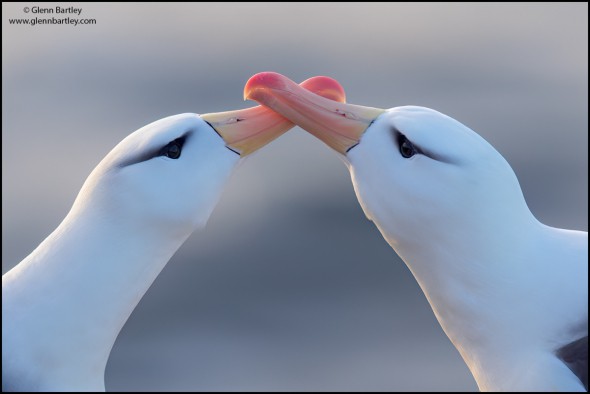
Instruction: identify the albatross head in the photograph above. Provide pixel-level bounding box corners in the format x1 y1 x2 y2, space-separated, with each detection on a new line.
244 72 536 258
244 72 589 393
0 77 346 392
72 76 346 235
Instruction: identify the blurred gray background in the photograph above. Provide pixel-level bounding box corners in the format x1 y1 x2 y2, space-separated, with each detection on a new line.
2 3 587 391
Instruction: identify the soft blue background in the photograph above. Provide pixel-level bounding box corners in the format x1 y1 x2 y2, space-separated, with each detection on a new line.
3 3 587 391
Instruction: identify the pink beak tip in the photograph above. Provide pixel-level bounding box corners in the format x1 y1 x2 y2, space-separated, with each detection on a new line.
244 71 286 100
244 72 346 104
300 76 346 103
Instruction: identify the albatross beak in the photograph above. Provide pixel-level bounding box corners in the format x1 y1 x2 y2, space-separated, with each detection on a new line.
201 76 346 156
244 72 385 154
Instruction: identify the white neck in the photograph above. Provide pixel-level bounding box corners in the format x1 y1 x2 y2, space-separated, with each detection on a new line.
2 202 196 391
372 213 587 391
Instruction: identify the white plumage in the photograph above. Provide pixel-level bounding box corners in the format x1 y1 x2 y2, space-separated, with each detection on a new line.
1 75 346 392
2 114 239 391
245 72 588 392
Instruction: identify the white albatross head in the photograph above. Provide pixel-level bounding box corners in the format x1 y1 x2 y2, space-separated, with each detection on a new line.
72 76 347 237
1 75 346 392
243 72 588 392
243 72 536 259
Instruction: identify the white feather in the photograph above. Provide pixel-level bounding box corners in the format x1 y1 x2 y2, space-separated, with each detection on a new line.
2 114 240 391
347 106 587 391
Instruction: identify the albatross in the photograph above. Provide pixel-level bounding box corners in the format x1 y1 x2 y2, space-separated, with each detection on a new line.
244 72 588 392
1 76 346 392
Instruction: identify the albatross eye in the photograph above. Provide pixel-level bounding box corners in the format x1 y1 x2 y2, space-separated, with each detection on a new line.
399 136 416 158
165 143 181 159
160 138 184 159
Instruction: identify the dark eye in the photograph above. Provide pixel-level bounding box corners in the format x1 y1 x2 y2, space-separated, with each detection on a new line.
160 137 185 160
399 135 416 158
165 143 181 159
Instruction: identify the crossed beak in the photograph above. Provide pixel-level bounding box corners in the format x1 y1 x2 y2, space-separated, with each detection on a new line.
243 72 385 154
201 75 346 156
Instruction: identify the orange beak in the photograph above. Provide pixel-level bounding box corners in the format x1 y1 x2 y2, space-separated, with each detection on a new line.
201 76 346 156
244 72 385 154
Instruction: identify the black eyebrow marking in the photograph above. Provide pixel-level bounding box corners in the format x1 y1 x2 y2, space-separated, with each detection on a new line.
118 130 193 168
391 126 455 164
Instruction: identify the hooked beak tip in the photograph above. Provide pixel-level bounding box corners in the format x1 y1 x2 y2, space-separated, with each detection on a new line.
244 71 289 101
